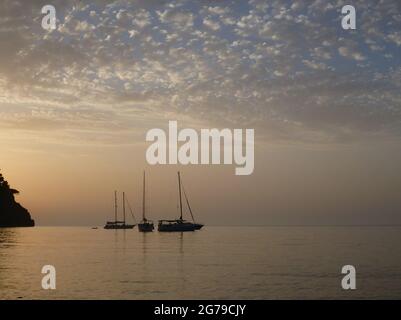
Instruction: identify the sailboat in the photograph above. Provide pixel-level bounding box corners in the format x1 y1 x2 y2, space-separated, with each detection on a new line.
104 191 135 229
138 171 154 232
182 183 204 230
158 171 203 232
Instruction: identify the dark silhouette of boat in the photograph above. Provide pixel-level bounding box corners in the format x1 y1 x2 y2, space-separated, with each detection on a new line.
193 223 204 230
158 219 197 232
104 191 135 229
158 171 204 232
138 171 154 232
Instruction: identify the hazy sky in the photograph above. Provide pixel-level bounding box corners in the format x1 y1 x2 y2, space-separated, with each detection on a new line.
1 0 401 225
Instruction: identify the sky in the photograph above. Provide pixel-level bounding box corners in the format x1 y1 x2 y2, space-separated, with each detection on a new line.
1 0 401 226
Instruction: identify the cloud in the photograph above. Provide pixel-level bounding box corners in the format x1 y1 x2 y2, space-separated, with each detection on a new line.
157 9 194 29
303 59 328 70
0 0 401 145
338 47 366 61
203 18 220 31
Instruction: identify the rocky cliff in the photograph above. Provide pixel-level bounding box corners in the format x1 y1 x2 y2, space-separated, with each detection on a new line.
0 172 34 227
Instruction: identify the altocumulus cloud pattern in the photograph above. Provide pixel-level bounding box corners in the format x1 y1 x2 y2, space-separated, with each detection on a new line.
0 0 400 145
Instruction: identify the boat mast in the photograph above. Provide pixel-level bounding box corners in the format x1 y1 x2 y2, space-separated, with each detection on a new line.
178 171 183 220
183 186 195 223
142 171 146 221
123 192 126 225
114 190 118 223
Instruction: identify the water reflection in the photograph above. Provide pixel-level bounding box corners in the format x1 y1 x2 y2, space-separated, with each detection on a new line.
1 226 401 299
179 232 184 255
0 228 19 296
177 232 185 293
141 232 149 256
0 228 18 248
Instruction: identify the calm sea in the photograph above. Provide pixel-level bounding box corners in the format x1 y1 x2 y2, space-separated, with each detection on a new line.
0 226 400 299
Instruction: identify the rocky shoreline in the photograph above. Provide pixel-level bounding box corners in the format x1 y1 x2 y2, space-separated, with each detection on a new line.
0 172 34 228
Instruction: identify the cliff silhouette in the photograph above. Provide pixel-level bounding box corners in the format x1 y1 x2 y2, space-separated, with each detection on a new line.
0 172 34 227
